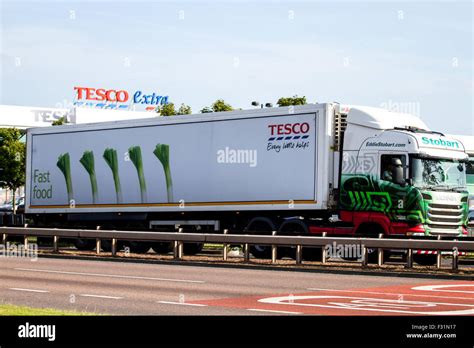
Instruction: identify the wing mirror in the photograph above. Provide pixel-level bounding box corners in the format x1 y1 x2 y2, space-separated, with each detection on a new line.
391 158 406 186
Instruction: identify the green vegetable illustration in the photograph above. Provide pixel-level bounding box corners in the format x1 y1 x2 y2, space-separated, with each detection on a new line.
103 148 122 204
79 150 98 204
57 153 74 203
153 144 173 202
129 146 147 203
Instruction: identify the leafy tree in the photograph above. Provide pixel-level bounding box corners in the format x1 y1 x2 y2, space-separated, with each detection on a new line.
158 103 177 116
158 103 192 116
52 117 68 126
177 103 192 115
211 99 233 112
201 99 233 113
277 95 307 107
0 128 26 214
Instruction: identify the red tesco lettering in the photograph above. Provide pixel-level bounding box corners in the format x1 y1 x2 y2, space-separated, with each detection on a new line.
268 122 310 135
74 86 129 103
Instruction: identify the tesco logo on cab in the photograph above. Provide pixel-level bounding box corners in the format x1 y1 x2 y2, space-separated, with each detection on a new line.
268 122 310 136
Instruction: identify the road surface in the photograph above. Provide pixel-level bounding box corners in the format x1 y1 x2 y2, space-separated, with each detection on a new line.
0 257 473 315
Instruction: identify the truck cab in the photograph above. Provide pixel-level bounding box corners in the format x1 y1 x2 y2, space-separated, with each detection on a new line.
337 106 469 237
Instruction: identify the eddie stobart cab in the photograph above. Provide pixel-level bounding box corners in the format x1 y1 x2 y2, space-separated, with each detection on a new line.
24 103 470 265
327 106 470 247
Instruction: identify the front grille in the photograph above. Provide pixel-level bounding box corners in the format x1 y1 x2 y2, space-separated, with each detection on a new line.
427 202 463 235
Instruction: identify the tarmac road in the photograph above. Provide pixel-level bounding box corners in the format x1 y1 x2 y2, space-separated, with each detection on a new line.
0 256 472 315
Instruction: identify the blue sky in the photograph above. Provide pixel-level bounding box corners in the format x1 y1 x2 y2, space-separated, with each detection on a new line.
1 0 472 135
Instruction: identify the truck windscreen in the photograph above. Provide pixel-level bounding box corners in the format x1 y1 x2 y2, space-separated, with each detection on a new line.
411 157 466 191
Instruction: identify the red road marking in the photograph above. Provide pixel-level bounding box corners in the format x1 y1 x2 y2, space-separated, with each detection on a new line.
191 281 474 315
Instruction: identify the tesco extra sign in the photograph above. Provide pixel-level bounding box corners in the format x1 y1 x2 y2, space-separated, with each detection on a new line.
73 86 169 111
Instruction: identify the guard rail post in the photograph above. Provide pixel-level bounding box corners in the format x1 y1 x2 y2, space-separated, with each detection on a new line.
53 236 59 253
361 244 368 267
406 248 413 268
244 243 250 262
321 232 327 264
452 245 459 271
174 228 183 260
296 245 303 265
271 231 277 264
377 233 384 266
223 229 228 261
23 235 28 251
96 226 101 255
2 233 7 246
436 235 442 269
111 238 117 257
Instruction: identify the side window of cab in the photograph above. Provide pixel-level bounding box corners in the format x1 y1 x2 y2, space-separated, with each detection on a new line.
380 154 406 183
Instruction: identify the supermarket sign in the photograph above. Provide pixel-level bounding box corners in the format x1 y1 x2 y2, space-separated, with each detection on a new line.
73 86 169 111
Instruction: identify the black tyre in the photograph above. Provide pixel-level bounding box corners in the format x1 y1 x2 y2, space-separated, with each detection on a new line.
413 254 437 266
125 241 151 254
246 217 277 259
183 243 204 255
151 242 173 254
354 223 388 264
73 238 96 251
100 240 112 252
278 219 321 261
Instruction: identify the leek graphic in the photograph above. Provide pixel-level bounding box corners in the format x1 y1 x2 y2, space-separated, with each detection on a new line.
57 153 74 203
79 150 98 204
153 144 173 202
103 148 122 204
129 146 147 203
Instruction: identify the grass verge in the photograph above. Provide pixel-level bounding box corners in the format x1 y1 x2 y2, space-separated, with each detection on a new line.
0 304 97 316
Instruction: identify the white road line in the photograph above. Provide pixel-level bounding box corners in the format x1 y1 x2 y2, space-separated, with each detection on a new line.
246 308 301 315
306 288 474 301
80 294 123 300
157 301 207 307
412 284 474 294
9 288 49 293
14 268 205 284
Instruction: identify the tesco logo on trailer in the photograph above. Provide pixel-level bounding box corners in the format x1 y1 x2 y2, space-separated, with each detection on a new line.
267 122 310 141
73 86 169 111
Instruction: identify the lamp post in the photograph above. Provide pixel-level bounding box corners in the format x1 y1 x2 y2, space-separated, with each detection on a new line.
251 101 273 109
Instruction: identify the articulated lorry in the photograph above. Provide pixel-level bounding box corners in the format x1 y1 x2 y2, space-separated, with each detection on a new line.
25 103 470 262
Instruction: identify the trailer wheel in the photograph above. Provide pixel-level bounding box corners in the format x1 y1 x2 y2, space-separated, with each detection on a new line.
100 240 112 252
151 242 173 254
73 239 95 251
413 254 437 266
246 217 277 259
183 243 204 255
125 241 151 254
278 219 321 261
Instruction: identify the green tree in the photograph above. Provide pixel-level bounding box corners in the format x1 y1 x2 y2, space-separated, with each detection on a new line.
158 103 192 116
211 99 233 112
158 103 177 116
177 103 192 115
0 128 26 214
277 95 307 107
52 117 68 126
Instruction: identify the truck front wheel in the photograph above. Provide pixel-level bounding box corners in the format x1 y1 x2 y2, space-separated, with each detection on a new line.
413 254 437 266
